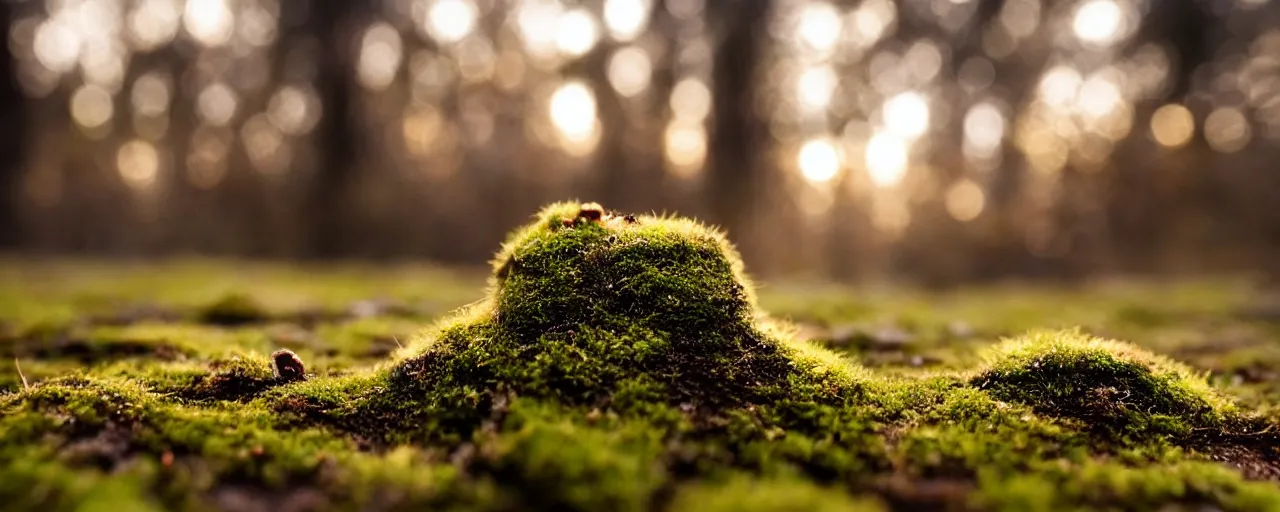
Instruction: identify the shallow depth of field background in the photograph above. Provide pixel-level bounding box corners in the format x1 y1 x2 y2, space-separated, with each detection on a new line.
0 0 1277 284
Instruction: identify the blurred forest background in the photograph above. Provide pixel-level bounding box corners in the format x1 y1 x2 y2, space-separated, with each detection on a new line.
0 0 1278 284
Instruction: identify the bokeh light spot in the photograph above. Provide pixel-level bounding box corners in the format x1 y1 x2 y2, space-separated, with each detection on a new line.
798 138 842 184
945 179 986 221
664 120 707 176
550 80 598 145
557 8 600 57
131 72 171 117
671 78 712 121
797 66 838 111
1149 104 1194 148
608 46 653 98
604 0 651 42
1072 0 1124 46
883 91 930 139
184 0 235 47
866 131 909 187
71 84 114 130
1204 107 1252 153
358 22 403 91
197 83 239 126
117 139 160 190
796 3 842 54
424 0 479 44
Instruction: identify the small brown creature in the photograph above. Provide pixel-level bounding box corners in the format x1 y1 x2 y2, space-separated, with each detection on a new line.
270 349 306 382
577 202 605 222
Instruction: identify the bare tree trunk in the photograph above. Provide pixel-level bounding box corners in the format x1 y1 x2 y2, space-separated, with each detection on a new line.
707 0 771 260
0 1 21 249
304 0 361 258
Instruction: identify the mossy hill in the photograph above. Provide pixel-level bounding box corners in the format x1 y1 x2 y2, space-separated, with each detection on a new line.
2 202 1279 511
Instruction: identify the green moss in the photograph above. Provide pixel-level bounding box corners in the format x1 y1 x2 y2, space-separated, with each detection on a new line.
197 293 269 326
973 329 1246 439
320 202 854 446
668 474 884 512
3 211 1280 511
974 459 1280 512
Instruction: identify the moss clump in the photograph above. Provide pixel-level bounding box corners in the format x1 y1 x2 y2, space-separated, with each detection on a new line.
168 355 280 401
197 293 269 326
973 329 1241 439
668 475 884 512
322 202 858 446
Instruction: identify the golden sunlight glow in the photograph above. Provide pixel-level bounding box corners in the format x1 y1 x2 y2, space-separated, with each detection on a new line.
945 179 985 222
1149 104 1194 148
33 18 81 73
798 138 842 184
1072 0 1124 46
883 91 930 140
604 0 651 42
796 2 842 53
71 84 114 130
117 139 160 190
358 22 404 91
608 46 653 98
424 0 479 44
131 72 171 117
183 0 235 47
556 8 600 57
664 120 707 176
550 81 598 144
865 131 909 187
671 77 712 121
1204 107 1252 153
797 66 838 111
197 83 238 126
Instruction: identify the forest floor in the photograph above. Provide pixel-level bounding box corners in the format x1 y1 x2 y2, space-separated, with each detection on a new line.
3 206 1280 512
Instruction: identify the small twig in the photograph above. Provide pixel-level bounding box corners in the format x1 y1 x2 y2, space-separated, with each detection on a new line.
14 358 29 391
392 336 404 349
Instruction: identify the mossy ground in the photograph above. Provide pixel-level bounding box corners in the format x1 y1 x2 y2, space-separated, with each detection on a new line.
3 202 1280 511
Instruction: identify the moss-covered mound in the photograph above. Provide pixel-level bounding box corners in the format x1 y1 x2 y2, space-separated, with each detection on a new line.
973 329 1244 438
5 210 1280 511
314 202 860 446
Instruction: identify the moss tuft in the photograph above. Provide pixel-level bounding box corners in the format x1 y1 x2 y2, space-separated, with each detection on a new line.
972 329 1242 439
197 293 269 326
